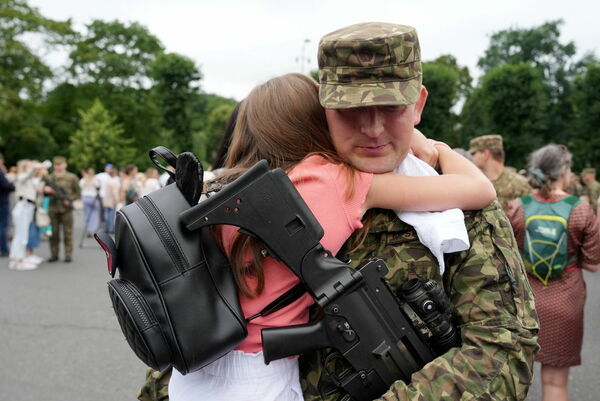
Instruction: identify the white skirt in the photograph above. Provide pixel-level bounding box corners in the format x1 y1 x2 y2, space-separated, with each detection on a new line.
168 350 303 401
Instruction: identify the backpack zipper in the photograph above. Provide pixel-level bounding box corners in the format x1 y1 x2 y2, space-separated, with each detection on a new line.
137 196 190 274
113 279 156 330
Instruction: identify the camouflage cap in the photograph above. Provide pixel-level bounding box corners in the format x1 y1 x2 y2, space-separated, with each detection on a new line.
469 135 504 153
581 167 596 176
52 156 67 164
318 22 422 109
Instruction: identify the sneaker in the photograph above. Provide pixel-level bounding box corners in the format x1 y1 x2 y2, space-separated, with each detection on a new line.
48 256 59 263
64 255 72 263
8 259 18 270
15 260 38 271
25 255 44 265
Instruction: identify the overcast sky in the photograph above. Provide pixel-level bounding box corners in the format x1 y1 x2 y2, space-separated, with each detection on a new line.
29 0 599 101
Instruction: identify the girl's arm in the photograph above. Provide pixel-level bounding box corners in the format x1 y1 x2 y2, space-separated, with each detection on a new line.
364 142 496 213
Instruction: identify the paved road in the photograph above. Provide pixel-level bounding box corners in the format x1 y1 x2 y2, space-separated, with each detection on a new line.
1 211 598 400
0 211 145 401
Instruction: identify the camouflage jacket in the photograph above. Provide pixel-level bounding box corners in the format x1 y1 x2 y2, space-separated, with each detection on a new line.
583 180 600 212
300 201 539 401
492 170 531 212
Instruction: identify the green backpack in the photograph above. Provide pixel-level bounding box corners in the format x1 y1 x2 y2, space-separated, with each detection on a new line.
521 194 580 286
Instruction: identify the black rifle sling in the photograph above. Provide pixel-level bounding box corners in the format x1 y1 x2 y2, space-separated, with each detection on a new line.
245 283 307 323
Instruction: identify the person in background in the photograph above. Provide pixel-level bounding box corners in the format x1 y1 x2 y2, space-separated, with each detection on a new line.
24 163 50 266
0 153 15 257
140 168 161 197
79 168 102 236
102 167 120 234
469 134 532 212
580 167 600 213
507 144 600 401
44 156 80 263
565 172 583 197
9 160 44 270
121 164 140 205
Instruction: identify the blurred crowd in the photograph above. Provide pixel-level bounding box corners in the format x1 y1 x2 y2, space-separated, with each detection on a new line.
0 153 171 271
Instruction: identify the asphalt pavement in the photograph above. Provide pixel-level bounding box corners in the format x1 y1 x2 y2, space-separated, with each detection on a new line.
1 210 599 400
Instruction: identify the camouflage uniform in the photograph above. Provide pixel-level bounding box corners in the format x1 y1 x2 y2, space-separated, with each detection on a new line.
300 203 539 401
47 170 80 258
581 168 600 213
137 368 171 401
492 169 532 212
302 23 539 401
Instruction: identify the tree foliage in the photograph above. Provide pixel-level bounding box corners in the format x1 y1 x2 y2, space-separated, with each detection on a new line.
569 62 600 170
150 52 202 152
68 99 135 172
68 20 163 88
420 61 460 145
462 63 550 168
477 20 575 92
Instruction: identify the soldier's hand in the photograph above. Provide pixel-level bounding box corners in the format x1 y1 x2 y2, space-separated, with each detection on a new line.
410 128 439 168
44 186 56 195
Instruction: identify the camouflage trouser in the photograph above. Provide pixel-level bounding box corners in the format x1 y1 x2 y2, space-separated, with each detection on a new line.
138 367 171 401
49 210 74 257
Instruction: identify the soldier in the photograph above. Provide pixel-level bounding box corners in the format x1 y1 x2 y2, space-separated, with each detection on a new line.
44 156 80 262
581 167 600 213
566 172 583 197
300 22 538 401
469 134 531 212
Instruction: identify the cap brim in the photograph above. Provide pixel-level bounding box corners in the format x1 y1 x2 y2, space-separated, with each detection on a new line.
319 79 420 109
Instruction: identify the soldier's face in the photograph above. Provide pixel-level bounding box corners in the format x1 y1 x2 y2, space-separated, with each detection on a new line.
325 87 427 174
470 150 487 169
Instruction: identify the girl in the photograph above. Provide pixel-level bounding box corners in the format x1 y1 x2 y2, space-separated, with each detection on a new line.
169 73 495 401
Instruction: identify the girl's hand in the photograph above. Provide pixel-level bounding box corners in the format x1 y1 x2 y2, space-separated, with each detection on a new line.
410 128 439 168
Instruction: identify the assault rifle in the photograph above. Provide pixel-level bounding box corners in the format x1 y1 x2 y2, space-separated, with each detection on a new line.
180 160 460 400
43 177 72 209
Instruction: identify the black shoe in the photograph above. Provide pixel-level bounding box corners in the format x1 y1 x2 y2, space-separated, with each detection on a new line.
64 256 72 263
48 256 59 263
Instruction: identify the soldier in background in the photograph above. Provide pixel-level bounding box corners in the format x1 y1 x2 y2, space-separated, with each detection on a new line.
43 156 80 262
566 172 583 197
581 168 600 213
469 134 531 212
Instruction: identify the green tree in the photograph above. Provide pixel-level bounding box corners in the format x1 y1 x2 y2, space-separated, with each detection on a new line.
477 20 575 90
0 0 71 163
150 52 202 152
570 62 600 170
194 102 236 164
0 0 72 98
68 99 135 172
68 20 163 88
420 61 460 145
461 63 550 168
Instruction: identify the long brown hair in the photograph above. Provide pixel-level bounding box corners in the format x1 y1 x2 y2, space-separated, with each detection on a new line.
217 73 351 297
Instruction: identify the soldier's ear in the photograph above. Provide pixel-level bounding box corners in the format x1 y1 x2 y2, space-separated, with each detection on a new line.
413 86 428 126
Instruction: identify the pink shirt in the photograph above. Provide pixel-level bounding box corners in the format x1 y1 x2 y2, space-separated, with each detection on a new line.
220 156 373 353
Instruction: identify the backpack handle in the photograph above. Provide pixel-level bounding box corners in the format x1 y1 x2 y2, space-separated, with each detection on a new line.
149 146 178 180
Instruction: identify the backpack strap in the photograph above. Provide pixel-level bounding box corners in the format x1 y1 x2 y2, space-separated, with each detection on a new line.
245 283 307 322
562 194 581 208
520 193 534 206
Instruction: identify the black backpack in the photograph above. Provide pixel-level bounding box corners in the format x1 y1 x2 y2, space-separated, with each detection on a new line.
95 147 304 374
